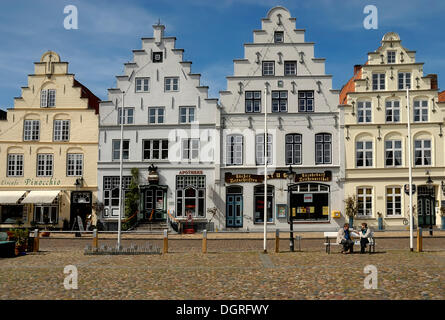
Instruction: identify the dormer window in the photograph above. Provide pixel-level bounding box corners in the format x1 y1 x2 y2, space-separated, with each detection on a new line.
152 52 163 63
274 31 284 43
41 89 56 107
387 51 396 64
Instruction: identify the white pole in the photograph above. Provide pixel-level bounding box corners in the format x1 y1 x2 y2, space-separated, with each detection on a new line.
407 87 414 251
263 86 268 253
117 91 125 250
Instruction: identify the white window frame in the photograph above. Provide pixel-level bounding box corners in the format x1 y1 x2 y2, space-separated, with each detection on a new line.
67 154 83 176
398 72 411 90
357 187 373 216
274 31 284 43
226 134 243 166
24 120 40 141
112 140 130 161
413 100 428 122
182 138 200 161
245 91 261 113
143 139 168 160
385 100 400 123
298 91 314 112
284 61 297 75
164 77 179 92
315 133 332 164
40 89 56 107
148 107 165 124
262 61 275 76
285 134 302 165
135 78 150 92
118 108 134 125
7 154 24 177
414 139 432 166
272 90 288 113
387 51 396 64
37 154 53 177
34 205 58 224
385 140 402 167
255 134 272 165
356 141 373 167
179 107 195 124
357 101 372 123
372 73 385 90
53 120 70 141
386 187 402 216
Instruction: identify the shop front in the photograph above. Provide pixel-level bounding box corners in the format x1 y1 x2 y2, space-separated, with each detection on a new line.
0 191 27 226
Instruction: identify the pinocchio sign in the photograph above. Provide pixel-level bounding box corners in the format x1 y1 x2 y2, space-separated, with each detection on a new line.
225 171 332 184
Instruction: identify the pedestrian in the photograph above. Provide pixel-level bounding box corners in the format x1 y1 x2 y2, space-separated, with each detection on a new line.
337 223 354 254
359 222 372 253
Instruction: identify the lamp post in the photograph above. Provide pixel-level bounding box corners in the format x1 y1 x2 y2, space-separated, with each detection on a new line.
287 165 296 252
426 174 434 236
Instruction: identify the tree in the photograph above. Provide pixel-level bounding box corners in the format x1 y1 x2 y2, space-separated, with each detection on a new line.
123 168 140 230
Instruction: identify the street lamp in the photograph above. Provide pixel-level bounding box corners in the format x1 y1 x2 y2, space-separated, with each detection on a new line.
287 165 296 252
426 174 434 236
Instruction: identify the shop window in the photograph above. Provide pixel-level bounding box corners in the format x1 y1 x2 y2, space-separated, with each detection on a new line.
176 175 206 218
0 205 24 223
288 183 329 221
254 185 274 223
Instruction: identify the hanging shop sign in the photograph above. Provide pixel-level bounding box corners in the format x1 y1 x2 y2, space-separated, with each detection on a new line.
295 171 332 182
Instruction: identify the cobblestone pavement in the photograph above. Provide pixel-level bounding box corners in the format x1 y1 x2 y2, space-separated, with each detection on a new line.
0 239 444 300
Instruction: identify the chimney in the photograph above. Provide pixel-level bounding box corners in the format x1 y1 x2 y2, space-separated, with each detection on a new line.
353 65 362 76
426 74 438 90
153 24 165 45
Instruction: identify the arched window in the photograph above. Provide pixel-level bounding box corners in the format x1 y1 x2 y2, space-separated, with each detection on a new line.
285 134 302 165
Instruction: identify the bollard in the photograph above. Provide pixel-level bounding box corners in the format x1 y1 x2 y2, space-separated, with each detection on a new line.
417 227 423 252
163 229 168 254
92 229 98 250
202 230 207 254
275 229 280 253
33 229 39 252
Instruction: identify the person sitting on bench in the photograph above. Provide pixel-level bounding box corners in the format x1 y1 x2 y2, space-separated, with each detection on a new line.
337 223 354 254
359 223 372 254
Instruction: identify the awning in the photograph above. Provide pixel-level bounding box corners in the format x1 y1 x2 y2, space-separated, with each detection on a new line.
21 190 60 204
0 191 27 205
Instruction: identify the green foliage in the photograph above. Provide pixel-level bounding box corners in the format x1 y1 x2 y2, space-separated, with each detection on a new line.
9 228 29 246
123 168 140 231
344 195 358 218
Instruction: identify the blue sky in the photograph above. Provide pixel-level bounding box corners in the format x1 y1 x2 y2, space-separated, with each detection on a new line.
1 0 444 110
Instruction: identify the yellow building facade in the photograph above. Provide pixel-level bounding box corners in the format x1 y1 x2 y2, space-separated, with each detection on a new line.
0 51 100 230
340 32 445 230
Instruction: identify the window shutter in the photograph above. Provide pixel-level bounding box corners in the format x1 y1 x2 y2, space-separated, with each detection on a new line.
41 90 47 107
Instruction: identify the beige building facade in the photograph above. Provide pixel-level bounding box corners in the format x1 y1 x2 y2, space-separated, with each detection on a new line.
340 32 445 230
0 51 100 230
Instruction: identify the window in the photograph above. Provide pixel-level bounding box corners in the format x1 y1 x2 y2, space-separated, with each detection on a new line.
386 100 400 122
357 188 373 216
414 139 431 166
245 91 261 113
152 52 163 63
285 134 302 165
284 61 297 75
143 140 168 160
118 108 134 125
372 73 385 90
40 89 56 107
413 100 428 122
34 205 58 224
179 107 195 123
135 78 149 92
23 120 40 141
356 141 373 167
176 176 206 218
53 120 70 141
385 140 402 167
103 176 132 217
272 91 287 112
148 107 164 124
298 91 314 112
37 154 53 177
386 187 402 216
7 154 24 176
182 139 200 160
254 185 274 223
67 154 83 176
274 31 284 43
387 51 396 64
315 133 331 164
112 140 129 161
165 77 179 92
357 101 372 123
226 135 243 165
262 61 275 76
256 134 272 165
398 72 411 90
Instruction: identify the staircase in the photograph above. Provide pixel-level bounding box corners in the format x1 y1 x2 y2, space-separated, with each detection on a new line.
133 220 168 232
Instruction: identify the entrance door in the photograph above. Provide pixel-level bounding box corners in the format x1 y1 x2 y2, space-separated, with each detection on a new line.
417 186 436 227
70 191 92 228
227 194 243 227
144 187 166 221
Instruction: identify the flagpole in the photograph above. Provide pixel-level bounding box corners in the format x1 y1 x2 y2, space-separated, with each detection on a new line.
263 86 268 254
407 87 413 252
117 91 125 250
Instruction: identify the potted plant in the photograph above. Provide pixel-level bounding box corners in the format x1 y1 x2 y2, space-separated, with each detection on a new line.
344 195 358 229
9 228 29 256
440 206 445 230
377 212 384 230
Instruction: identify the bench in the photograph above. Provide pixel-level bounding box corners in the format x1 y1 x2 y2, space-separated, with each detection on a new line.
324 231 375 254
0 232 16 258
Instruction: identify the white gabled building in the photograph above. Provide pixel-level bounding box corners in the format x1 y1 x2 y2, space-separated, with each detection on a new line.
218 6 345 231
98 24 220 231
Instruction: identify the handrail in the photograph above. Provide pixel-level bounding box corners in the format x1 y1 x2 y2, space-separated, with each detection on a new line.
148 209 155 221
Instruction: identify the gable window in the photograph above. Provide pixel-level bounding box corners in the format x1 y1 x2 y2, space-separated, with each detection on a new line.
179 107 195 123
398 72 411 90
413 100 428 122
143 140 168 160
298 91 314 112
262 61 275 76
385 140 402 167
315 133 332 164
53 120 70 141
40 89 56 107
152 52 163 63
356 141 373 167
112 140 129 161
256 134 272 165
372 73 385 90
357 101 372 123
386 187 402 216
182 139 200 160
23 120 40 141
285 134 302 165
226 134 243 166
387 51 396 64
67 154 83 176
272 90 287 112
274 31 284 43
245 91 261 113
414 139 431 166
284 61 297 75
165 77 179 92
148 107 164 124
135 78 150 92
118 108 134 125
7 154 24 177
386 100 400 122
37 154 53 177
357 187 373 216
